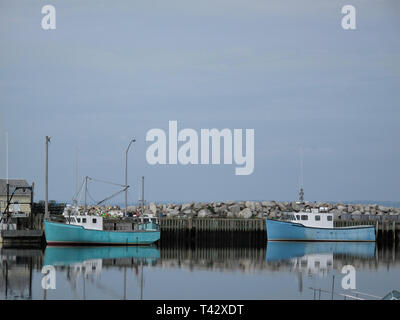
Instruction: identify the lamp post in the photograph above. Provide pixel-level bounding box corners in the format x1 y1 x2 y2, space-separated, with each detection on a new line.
125 139 136 217
45 136 51 220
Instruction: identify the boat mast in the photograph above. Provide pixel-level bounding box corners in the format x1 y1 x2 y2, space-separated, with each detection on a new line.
299 147 304 202
84 176 88 214
73 147 78 206
141 176 145 216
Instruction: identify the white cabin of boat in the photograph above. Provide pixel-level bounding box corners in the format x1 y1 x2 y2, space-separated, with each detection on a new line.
281 207 333 229
65 215 103 231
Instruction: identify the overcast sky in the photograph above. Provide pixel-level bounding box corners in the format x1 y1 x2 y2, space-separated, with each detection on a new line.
0 0 399 204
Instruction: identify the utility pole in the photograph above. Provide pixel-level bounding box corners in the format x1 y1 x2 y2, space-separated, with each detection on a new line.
30 182 34 229
6 183 9 228
5 132 8 184
45 136 50 219
141 176 144 216
125 139 135 217
5 132 9 226
84 176 89 214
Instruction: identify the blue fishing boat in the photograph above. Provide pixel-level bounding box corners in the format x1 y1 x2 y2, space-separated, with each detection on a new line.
44 215 160 245
266 208 375 242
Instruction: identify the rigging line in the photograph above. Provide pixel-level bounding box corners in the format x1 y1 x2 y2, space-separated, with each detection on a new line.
88 177 126 188
86 188 98 205
72 179 86 202
97 187 128 206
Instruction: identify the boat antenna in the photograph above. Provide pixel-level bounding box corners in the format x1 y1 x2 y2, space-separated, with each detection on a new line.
299 146 304 202
5 131 8 185
73 147 78 206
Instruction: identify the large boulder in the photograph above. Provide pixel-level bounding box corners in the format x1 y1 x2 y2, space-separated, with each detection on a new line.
181 202 194 211
245 201 255 210
228 204 241 214
268 211 277 218
127 206 137 213
226 212 235 218
238 208 253 219
290 202 301 212
193 202 204 210
262 201 275 208
378 206 390 213
277 202 288 211
182 209 196 217
149 202 157 215
198 209 212 218
330 209 342 220
166 209 179 217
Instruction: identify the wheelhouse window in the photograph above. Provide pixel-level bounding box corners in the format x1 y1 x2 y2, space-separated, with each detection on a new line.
92 218 97 223
77 218 81 223
82 218 87 223
301 215 308 221
283 214 295 220
315 215 321 221
296 215 300 220
327 216 333 221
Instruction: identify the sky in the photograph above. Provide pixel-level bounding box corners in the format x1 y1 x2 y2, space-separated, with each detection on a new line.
0 0 399 204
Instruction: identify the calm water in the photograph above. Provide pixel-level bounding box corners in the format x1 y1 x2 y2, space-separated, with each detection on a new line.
1 242 399 300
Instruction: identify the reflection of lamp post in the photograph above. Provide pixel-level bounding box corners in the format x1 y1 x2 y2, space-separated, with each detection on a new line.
125 139 136 217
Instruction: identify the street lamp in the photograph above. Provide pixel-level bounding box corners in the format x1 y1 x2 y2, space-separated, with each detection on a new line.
125 138 136 217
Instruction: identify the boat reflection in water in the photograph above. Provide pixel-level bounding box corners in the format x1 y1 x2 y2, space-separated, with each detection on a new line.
266 242 376 277
43 246 160 299
44 246 160 267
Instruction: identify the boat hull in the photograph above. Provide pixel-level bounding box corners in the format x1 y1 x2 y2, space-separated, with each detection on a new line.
44 220 160 245
266 219 376 242
44 246 160 266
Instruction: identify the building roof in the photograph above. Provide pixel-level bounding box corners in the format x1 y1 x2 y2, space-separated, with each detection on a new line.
0 179 31 196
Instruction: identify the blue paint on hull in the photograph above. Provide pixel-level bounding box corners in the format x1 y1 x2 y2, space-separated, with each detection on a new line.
44 246 160 266
266 241 376 262
266 219 376 242
44 220 160 245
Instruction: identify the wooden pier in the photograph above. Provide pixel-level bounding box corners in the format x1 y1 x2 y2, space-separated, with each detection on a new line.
159 218 399 245
160 218 265 232
0 230 45 247
334 220 399 242
4 214 396 247
160 218 267 247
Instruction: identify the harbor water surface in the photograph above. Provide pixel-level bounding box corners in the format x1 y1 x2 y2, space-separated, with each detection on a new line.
1 242 399 300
